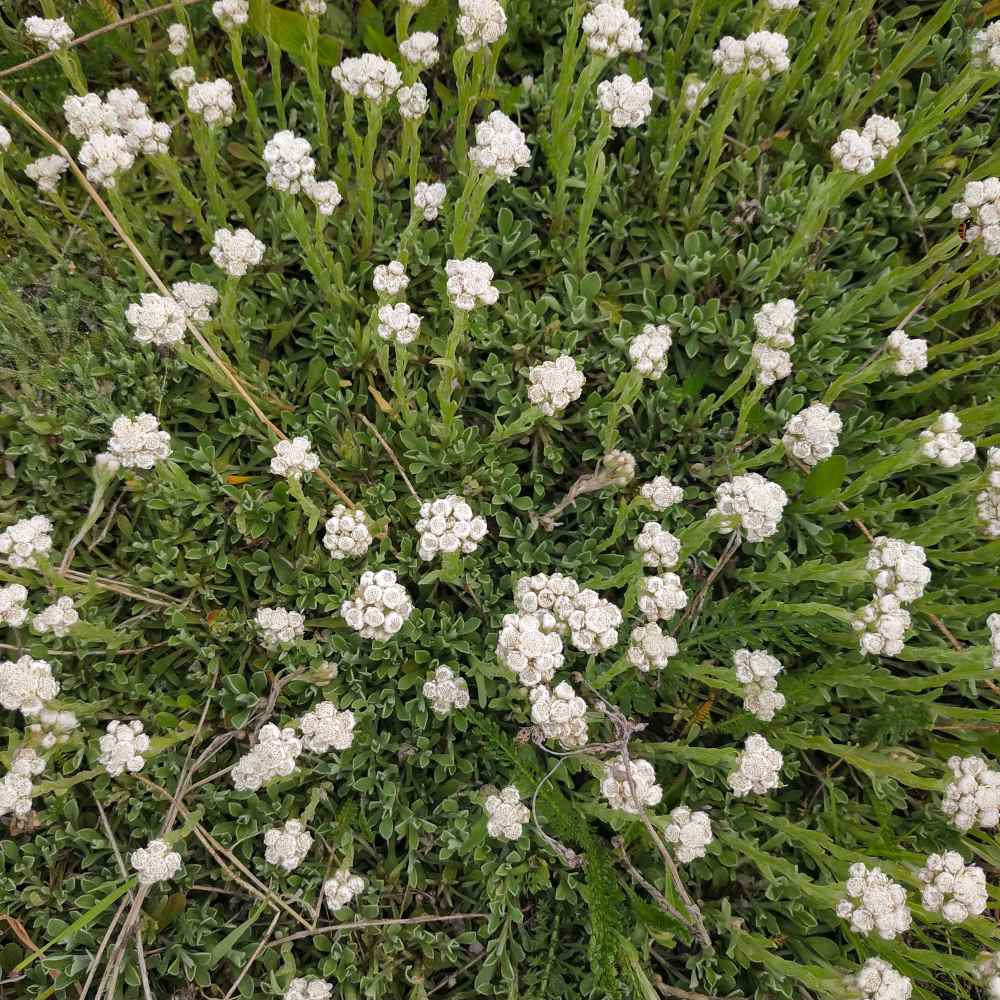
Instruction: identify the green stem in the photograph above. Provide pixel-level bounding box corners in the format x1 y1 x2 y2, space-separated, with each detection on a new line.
450 170 495 257
358 101 385 256
435 310 470 438
191 122 227 225
392 345 413 426
600 371 644 451
228 29 264 149
454 48 485 166
151 154 211 241
735 382 765 439
54 50 87 95
573 117 613 275
689 76 743 220
703 362 753 419
304 17 330 168
219 275 248 365
284 197 344 307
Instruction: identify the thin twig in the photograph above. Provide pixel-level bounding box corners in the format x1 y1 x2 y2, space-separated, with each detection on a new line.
893 166 929 255
269 912 488 948
358 413 420 500
613 837 689 927
674 531 741 636
222 910 281 1000
78 897 130 1000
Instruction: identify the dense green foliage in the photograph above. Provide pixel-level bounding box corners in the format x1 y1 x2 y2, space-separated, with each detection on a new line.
0 0 999 998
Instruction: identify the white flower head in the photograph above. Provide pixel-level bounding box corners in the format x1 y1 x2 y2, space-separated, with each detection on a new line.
641 476 683 510
107 414 171 470
170 281 219 324
98 720 150 777
766 0 799 8
400 32 440 68
373 260 409 297
186 78 236 126
24 155 68 192
712 36 747 74
30 596 78 638
0 752 40 817
836 863 912 940
25 16 74 51
305 178 343 216
284 979 333 1000
445 258 499 310
597 75 653 128
919 412 976 467
831 129 875 175
271 436 320 479
601 757 662 814
733 648 785 721
457 0 507 52
565 589 622 654
0 584 28 628
629 323 672 377
255 607 305 649
470 111 531 178
263 130 316 194
978 953 1000 1000
744 31 790 78
989 611 1000 668
530 681 589 749
728 733 783 797
600 449 636 487
712 472 788 542
131 838 182 885
496 612 563 687
414 180 446 221
782 403 842 466
422 666 470 716
170 66 196 90
210 227 265 276
299 701 356 753
485 784 529 840
513 573 580 633
917 851 987 924
527 355 585 416
683 78 707 112
637 573 688 622
323 505 372 560
126 292 187 347
952 176 1000 256
0 125 10 151
264 819 312 872
885 328 928 376
79 131 134 189
751 298 796 385
852 595 911 657
941 755 1000 831
299 0 327 14
0 516 53 570
341 569 414 640
28 707 78 749
416 495 487 561
213 0 250 30
972 21 1000 71
376 302 421 345
851 958 912 1000
627 623 678 673
397 82 429 119
582 3 642 57
332 54 401 102
167 23 189 55
634 522 681 569
866 536 931 603
232 724 302 790
323 869 365 909
862 114 901 159
664 805 713 862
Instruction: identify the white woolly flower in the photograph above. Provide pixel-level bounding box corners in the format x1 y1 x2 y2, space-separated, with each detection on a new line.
527 355 585 416
332 54 401 102
636 574 688 623
170 66 196 89
629 324 672 377
728 733 783 797
513 573 580 634
376 303 421 345
32 597 79 637
582 2 642 58
951 177 1000 256
123 114 172 156
373 260 409 296
972 21 1000 71
299 701 355 753
885 328 927 376
98 720 150 777
213 0 249 30
919 412 976 467
866 536 930 603
263 130 315 193
641 476 683 510
167 23 189 55
564 589 622 654
24 155 68 193
457 0 507 52
231 724 303 791
107 414 171 470
941 755 1000 831
989 612 1000 668
917 851 987 924
255 607 305 649
530 681 588 749
186 78 236 126
862 114 901 159
596 75 653 128
0 516 53 571
210 227 265 276
131 839 182 886
341 569 414 640
126 293 186 347
64 93 115 139
831 129 876 175
627 623 678 673
25 16 74 50
445 258 499 310
400 32 440 68
601 757 662 814
712 473 788 543
683 79 706 112
496 612 563 687
324 869 365 909
712 36 747 74
485 785 529 840
305 178 342 216
28 707 78 749
766 0 799 8
423 666 470 716
664 806 713 862
271 436 320 479
323 505 372 560
981 483 1000 538
634 522 681 569
751 298 796 385
978 953 1000 1000
0 125 10 151
852 595 911 657
782 403 842 466
744 31 790 77
397 82 429 119
0 584 28 628
299 0 327 14
414 180 446 221
0 751 42 817
852 958 912 1000
469 111 531 178
0 656 57 717
836 863 912 940
416 495 487 561
733 648 785 721
78 131 134 189
171 281 218 324
264 819 312 872
601 449 636 486
284 979 332 1000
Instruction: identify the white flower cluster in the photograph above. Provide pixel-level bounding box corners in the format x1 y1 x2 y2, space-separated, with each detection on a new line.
0 584 28 628
397 82 429 119
978 953 1000 1000
627 623 678 673
564 588 623 654
917 851 987 923
885 327 928 376
232 724 302 791
638 573 687 622
299 701 356 752
0 750 43 817
602 449 635 487
496 613 563 686
582 3 643 58
106 414 171 470
629 324 672 378
683 78 706 112
445 258 499 310
255 607 306 649
263 131 315 194
530 681 588 749
307 179 342 215
836 863 912 939
0 125 8 150
527 355 585 416
469 111 531 178
28 707 78 749
601 757 663 814
414 181 446 221
400 32 440 68
374 260 409 296
664 805 713 862
324 869 365 909
782 403 842 467
186 79 236 126
271 437 320 479
0 515 53 570
323 505 372 560
852 596 911 656
167 23 188 55
831 115 900 175
25 155 68 192
78 131 134 189
126 293 187 347
332 54 401 102
485 785 529 840
952 177 1000 255
766 0 800 8
513 573 580 632
712 473 789 542
866 536 931 602
170 66 196 89
172 281 218 323
978 448 1000 537
596 75 654 128
641 476 683 510
728 733 782 796
852 959 912 1000
457 0 507 51
212 0 249 30
264 819 312 871
131 839 182 885
25 16 74 50
98 720 150 777
733 648 785 721
376 303 421 345
972 21 1000 70
751 298 796 386
0 656 58 717
341 569 414 640
211 227 265 277
713 32 790 78
422 666 470 716
284 979 332 1000
634 522 681 569
919 412 976 467
941 755 1000 831
416 496 487 561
